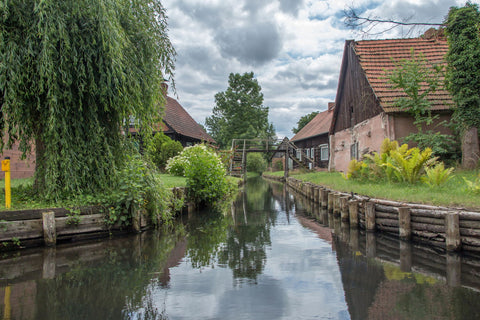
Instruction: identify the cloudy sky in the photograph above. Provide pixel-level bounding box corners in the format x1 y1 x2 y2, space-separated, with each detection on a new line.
162 0 474 139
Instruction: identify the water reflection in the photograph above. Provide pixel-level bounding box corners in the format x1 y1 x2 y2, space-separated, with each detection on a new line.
2 178 480 319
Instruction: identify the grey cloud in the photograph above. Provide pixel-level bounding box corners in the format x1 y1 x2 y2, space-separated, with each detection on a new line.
215 22 283 65
175 0 231 29
279 0 305 16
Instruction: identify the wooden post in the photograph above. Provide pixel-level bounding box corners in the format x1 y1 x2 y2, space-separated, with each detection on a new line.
365 202 376 232
340 196 349 222
320 189 328 208
445 212 461 251
327 192 334 212
398 207 411 240
42 211 56 246
349 200 359 228
333 194 341 216
314 187 320 203
132 208 141 233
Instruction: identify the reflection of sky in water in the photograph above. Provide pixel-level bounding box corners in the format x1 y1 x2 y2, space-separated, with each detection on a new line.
158 201 349 320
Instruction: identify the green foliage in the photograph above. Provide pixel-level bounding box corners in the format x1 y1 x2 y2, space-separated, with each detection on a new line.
166 144 236 205
0 0 176 200
464 173 480 193
387 49 458 161
205 72 276 149
445 3 480 131
101 153 178 228
345 138 439 185
246 153 268 173
423 163 454 187
274 159 284 171
66 208 81 225
145 132 183 171
292 111 319 134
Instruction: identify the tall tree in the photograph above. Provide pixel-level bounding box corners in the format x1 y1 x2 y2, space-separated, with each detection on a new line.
445 3 480 169
205 72 275 149
292 111 319 134
0 0 175 199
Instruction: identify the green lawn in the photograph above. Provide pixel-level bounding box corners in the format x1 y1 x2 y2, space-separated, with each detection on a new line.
266 170 480 210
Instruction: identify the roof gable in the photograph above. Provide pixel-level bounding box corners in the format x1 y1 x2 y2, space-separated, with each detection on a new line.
163 96 215 143
353 37 452 112
291 107 334 142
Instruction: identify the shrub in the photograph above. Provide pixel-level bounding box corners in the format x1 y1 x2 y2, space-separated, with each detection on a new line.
246 153 268 173
145 132 183 170
101 153 178 227
464 173 480 193
166 144 235 205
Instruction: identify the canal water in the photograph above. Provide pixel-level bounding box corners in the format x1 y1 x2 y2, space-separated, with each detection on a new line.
2 177 480 320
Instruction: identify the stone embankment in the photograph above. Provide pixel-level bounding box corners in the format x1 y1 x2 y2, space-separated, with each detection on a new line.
263 174 480 253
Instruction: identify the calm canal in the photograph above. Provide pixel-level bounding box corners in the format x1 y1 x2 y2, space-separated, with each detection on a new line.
2 177 480 320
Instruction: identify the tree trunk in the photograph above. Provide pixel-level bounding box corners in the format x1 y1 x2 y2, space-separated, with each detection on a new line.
462 127 479 169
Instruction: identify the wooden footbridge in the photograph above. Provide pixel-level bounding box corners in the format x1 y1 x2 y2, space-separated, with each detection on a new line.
229 138 314 180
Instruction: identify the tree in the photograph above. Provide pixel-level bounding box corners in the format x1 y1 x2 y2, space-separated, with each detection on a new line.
0 0 175 199
292 111 319 134
445 3 480 169
145 132 183 171
205 72 276 149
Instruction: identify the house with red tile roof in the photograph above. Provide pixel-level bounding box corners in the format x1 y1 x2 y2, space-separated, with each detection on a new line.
329 32 453 173
290 103 334 169
160 96 215 146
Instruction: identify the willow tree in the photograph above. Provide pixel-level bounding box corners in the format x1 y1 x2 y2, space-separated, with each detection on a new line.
445 3 480 169
0 0 175 199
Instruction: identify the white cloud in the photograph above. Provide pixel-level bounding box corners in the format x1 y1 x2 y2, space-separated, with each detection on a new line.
163 0 473 139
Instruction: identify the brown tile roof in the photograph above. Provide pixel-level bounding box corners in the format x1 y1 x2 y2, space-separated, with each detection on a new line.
163 96 215 143
291 106 334 142
354 37 452 112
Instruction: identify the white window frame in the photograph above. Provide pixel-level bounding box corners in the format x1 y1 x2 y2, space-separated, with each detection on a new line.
320 144 329 161
351 142 359 160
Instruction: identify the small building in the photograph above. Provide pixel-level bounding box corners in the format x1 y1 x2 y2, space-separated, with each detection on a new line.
160 96 215 147
290 103 334 169
329 32 453 173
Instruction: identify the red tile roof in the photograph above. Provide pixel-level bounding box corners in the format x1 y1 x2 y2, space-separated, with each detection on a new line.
353 37 452 112
291 106 334 142
163 96 215 143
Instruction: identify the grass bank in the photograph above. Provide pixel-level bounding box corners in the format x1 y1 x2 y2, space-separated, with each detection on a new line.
265 170 480 210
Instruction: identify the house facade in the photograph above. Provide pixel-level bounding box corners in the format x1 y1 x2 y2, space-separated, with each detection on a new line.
329 33 453 173
290 103 334 169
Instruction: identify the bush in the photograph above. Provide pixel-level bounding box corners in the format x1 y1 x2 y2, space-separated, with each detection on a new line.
166 144 235 205
101 153 179 227
246 153 268 173
423 162 454 187
145 132 183 170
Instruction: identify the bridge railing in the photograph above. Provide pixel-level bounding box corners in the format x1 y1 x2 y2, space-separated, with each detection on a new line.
230 138 286 152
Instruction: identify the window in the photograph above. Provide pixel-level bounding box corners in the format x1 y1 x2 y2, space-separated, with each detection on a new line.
296 149 302 161
306 148 310 158
320 144 329 161
311 148 315 161
351 142 359 160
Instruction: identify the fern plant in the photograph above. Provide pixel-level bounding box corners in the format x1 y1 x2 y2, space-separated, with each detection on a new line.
422 163 454 187
388 147 436 184
464 173 480 193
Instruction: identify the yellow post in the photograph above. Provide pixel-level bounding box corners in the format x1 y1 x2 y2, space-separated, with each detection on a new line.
2 157 11 209
3 286 11 320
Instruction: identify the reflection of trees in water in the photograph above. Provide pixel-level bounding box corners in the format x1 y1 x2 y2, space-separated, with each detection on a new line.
34 229 184 320
184 177 282 284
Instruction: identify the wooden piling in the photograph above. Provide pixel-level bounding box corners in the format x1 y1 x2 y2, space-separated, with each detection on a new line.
327 192 334 212
365 202 376 232
398 207 411 240
42 211 56 246
320 189 328 208
445 212 461 251
333 194 341 216
349 200 359 228
314 187 320 203
340 196 349 222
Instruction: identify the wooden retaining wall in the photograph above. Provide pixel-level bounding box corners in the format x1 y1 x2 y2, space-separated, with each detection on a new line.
265 175 480 253
0 187 188 251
